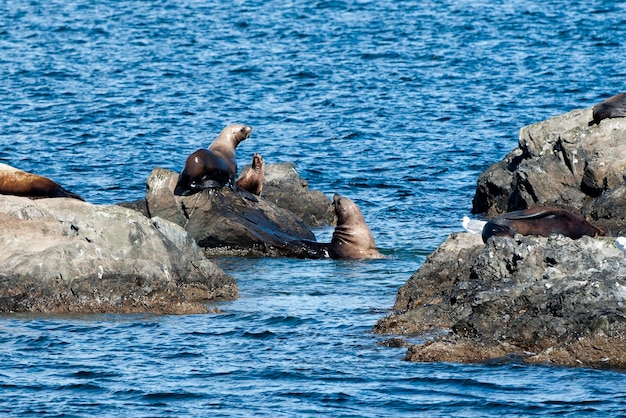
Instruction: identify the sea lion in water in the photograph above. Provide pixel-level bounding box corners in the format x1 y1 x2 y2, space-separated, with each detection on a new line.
588 92 626 126
174 124 252 196
0 163 84 200
289 194 385 259
482 206 603 243
236 153 264 196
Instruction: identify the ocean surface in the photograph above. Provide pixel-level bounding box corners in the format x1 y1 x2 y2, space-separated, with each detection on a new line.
1 0 626 416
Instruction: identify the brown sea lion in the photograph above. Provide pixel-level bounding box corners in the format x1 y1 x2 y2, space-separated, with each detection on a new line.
174 124 252 196
482 206 603 243
236 153 264 196
288 194 385 259
0 163 84 200
588 92 626 126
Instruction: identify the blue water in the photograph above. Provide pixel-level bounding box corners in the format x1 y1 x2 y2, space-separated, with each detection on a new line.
1 0 626 415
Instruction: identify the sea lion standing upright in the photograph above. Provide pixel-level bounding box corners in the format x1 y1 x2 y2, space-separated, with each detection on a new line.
236 153 264 196
0 163 84 200
174 124 252 196
329 194 384 259
588 92 626 126
287 193 384 259
481 206 603 243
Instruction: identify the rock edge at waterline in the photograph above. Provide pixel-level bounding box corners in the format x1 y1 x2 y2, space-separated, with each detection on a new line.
375 232 626 369
0 195 237 314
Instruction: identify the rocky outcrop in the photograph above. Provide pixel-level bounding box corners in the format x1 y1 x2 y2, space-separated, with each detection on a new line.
0 195 237 314
472 108 626 235
121 162 335 228
375 232 626 369
145 167 318 257
239 162 335 226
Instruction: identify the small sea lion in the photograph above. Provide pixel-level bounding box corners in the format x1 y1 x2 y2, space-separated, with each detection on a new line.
0 163 84 200
174 124 252 196
289 194 385 259
482 206 603 243
588 92 626 126
236 153 264 196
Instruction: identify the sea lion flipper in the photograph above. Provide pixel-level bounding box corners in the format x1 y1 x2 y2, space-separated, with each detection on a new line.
503 208 556 220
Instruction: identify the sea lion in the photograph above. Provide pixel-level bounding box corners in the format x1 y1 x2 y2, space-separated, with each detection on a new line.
289 194 385 259
0 163 84 200
481 206 603 243
588 92 626 126
174 124 252 196
236 153 264 196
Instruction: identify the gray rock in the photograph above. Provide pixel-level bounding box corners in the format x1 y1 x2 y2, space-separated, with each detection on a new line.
239 162 336 226
0 195 237 314
587 184 626 236
473 107 626 218
145 167 317 257
375 232 626 369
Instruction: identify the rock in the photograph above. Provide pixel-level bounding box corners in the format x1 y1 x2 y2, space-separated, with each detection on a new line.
241 162 335 226
587 185 626 236
117 199 149 217
145 167 317 257
472 107 626 218
0 195 237 314
375 232 626 369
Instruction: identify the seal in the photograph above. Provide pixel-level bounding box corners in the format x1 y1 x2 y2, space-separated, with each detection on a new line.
174 124 252 196
588 92 626 126
289 193 385 259
0 163 83 200
235 153 264 196
481 206 603 243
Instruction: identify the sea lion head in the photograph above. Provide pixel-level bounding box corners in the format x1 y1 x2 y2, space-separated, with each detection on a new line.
251 153 264 171
333 193 366 226
212 124 253 150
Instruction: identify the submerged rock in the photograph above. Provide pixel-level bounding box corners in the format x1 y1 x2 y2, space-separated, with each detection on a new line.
0 195 237 314
145 167 317 257
375 232 626 369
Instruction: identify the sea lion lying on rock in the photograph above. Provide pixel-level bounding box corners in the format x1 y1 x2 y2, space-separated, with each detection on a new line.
482 206 603 243
174 124 252 196
588 92 626 126
287 194 384 259
0 163 83 200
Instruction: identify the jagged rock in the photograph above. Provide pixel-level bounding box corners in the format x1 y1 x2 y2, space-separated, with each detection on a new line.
117 199 149 217
587 185 626 236
375 232 626 369
472 107 626 218
246 162 336 226
145 167 316 257
0 195 237 314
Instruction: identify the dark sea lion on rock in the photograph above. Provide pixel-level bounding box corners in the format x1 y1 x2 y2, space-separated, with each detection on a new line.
0 163 84 200
236 153 264 196
174 124 252 196
588 92 626 126
289 194 384 259
482 206 603 243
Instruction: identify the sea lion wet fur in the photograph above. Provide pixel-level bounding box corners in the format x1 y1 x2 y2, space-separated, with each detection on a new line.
174 124 252 196
0 163 83 200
